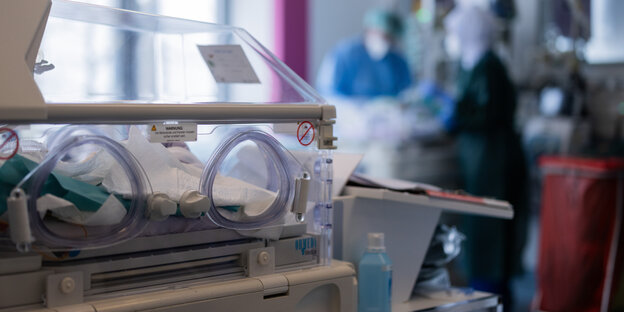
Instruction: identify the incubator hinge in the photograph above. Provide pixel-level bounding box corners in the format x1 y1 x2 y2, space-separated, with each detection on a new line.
45 271 84 308
178 190 210 219
246 247 275 277
256 274 289 298
319 105 337 150
147 192 177 221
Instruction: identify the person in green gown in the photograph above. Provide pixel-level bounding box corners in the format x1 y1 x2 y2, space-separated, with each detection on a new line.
442 4 528 306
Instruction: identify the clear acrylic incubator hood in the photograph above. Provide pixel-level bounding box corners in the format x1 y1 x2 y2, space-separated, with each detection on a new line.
0 0 337 267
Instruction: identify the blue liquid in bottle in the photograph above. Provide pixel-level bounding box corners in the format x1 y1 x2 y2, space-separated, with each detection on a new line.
358 233 392 312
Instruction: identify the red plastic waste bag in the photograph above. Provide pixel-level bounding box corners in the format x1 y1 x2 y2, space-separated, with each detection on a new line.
538 157 624 312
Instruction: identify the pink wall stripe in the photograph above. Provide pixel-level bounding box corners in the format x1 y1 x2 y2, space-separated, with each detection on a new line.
274 0 309 81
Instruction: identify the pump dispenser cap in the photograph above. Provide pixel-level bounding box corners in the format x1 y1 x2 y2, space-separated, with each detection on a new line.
367 232 386 252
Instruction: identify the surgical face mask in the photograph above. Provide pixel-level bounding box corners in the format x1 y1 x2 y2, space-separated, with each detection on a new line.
365 33 391 61
444 34 461 60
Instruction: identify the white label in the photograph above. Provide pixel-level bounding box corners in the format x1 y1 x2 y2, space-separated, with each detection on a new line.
197 45 260 84
148 123 197 143
272 123 298 135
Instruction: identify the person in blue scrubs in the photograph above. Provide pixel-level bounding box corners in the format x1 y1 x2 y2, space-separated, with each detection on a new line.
316 9 412 99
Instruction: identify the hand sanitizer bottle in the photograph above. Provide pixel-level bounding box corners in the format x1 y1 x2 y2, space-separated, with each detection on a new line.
358 232 392 312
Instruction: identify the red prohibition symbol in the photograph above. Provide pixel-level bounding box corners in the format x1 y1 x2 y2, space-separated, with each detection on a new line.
0 127 19 160
297 121 315 146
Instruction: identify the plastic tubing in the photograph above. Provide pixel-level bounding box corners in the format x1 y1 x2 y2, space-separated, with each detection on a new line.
200 130 294 230
16 135 149 249
45 125 108 152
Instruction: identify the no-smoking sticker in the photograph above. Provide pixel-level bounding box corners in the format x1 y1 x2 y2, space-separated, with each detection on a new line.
0 127 19 160
297 121 315 146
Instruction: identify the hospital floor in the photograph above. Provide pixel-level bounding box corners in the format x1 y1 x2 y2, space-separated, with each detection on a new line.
510 215 539 312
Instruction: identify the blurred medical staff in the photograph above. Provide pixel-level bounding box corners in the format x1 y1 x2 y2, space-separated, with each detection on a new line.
316 9 411 99
442 4 527 306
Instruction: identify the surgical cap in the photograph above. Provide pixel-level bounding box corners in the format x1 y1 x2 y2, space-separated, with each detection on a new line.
363 9 404 38
444 5 497 47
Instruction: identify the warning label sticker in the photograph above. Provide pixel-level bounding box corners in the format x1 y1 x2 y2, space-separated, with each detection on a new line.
297 121 315 146
148 123 198 143
0 127 19 160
